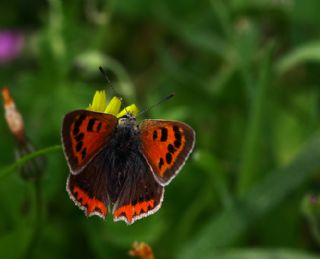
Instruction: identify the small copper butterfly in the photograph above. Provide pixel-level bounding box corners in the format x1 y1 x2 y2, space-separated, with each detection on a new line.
61 95 195 224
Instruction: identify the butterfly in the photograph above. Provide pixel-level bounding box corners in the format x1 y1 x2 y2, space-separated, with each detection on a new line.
61 108 195 224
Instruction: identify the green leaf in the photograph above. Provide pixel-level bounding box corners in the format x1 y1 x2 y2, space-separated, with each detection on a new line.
0 227 33 258
276 41 320 74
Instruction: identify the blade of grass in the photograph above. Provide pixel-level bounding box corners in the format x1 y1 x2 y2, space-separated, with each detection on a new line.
237 44 273 196
211 0 233 39
195 150 233 209
174 150 233 245
276 41 320 75
179 133 320 259
153 4 227 57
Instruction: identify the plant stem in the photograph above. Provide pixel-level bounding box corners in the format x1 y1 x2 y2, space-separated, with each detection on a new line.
24 178 44 257
0 145 62 180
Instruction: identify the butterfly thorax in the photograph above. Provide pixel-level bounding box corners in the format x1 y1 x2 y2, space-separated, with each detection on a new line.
113 119 138 149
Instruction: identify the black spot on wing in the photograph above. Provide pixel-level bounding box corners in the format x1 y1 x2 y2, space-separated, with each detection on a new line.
160 127 168 142
76 141 83 152
173 126 182 141
168 144 176 154
166 153 172 164
75 133 84 142
173 126 182 148
73 114 86 136
73 126 80 136
87 118 96 132
153 130 158 140
174 139 181 148
158 158 164 169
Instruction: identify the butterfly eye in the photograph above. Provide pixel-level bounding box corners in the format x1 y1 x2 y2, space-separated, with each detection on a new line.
118 115 137 128
119 114 136 120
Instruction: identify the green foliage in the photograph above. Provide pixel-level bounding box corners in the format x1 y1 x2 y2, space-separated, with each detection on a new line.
1 0 320 258
180 135 320 259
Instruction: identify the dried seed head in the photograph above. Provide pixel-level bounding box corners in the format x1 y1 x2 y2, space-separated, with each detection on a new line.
1 87 25 143
1 87 46 181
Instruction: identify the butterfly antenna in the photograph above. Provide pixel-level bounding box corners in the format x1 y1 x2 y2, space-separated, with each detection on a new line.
137 93 175 117
99 66 131 114
99 66 120 97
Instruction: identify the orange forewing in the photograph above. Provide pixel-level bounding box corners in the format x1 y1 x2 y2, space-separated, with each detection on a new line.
139 120 195 185
62 110 117 174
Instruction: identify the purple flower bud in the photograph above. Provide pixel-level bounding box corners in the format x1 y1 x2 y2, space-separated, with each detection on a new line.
0 31 24 64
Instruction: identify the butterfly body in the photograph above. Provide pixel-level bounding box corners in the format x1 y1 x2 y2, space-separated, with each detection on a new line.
62 110 195 224
94 116 156 204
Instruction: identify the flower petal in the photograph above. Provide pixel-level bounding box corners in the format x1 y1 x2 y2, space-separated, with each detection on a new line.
105 96 122 115
117 104 139 118
0 31 25 64
87 90 107 112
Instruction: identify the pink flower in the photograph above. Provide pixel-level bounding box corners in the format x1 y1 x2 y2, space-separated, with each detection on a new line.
0 31 24 64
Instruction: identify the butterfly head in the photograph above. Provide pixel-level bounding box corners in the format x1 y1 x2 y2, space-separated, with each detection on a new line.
118 113 137 127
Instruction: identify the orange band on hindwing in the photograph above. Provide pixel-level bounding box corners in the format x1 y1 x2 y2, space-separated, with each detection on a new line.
114 200 155 223
73 186 107 216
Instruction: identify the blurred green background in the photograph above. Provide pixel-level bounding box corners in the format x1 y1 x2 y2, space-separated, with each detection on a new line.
1 0 320 258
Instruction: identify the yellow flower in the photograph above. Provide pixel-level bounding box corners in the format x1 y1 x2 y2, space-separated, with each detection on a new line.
105 96 122 115
87 90 139 118
87 90 106 112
